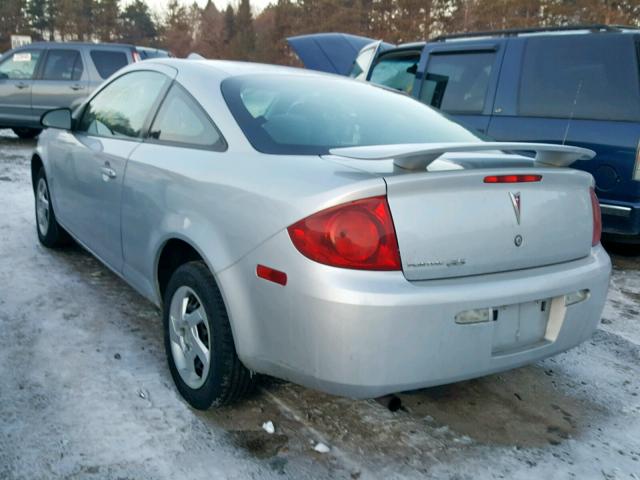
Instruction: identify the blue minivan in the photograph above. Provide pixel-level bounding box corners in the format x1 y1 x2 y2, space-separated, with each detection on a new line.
289 26 640 242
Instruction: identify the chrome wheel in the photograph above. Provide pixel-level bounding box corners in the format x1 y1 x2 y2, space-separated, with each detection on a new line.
168 286 211 389
36 178 50 237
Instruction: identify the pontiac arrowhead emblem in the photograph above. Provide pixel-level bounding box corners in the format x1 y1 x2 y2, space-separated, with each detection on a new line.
509 192 521 225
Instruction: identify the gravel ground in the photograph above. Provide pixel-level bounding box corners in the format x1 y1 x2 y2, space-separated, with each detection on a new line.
0 129 639 480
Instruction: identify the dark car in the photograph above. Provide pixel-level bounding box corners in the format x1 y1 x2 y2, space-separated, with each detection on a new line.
0 41 171 139
290 26 640 242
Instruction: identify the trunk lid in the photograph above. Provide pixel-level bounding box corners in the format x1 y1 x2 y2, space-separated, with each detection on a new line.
384 168 593 280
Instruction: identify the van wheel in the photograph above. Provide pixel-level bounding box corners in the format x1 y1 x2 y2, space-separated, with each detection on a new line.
13 127 41 139
164 261 254 409
35 168 69 248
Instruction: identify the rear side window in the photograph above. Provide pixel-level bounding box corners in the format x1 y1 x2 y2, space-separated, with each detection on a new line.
78 71 169 139
0 50 41 79
90 50 128 79
420 52 496 114
518 36 640 122
42 49 83 81
149 84 225 149
369 52 420 94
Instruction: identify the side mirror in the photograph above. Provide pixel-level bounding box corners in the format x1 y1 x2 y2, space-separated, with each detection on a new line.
41 108 72 130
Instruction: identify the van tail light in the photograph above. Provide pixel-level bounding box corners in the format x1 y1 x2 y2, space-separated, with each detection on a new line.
287 196 401 270
132 51 142 62
634 139 640 181
590 187 602 246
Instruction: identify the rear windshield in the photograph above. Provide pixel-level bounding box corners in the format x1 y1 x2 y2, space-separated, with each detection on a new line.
221 74 480 155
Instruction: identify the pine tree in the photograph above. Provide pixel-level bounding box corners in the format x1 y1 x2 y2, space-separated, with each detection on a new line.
119 0 157 45
95 0 120 41
233 0 255 59
163 0 193 57
196 0 225 58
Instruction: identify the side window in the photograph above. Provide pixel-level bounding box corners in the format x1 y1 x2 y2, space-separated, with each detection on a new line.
420 52 496 114
0 50 41 80
42 49 83 81
90 50 129 79
149 84 225 149
518 36 640 122
77 71 169 139
369 52 420 94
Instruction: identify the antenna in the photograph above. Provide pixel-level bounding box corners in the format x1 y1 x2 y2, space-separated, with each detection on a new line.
562 80 583 145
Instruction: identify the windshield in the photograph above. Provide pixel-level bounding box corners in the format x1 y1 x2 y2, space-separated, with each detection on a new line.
221 74 481 155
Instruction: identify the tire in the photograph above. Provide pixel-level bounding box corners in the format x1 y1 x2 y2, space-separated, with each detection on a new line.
13 127 42 139
163 261 254 409
34 167 69 248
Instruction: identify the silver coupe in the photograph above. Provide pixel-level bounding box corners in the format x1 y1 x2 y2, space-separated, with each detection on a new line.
32 59 611 409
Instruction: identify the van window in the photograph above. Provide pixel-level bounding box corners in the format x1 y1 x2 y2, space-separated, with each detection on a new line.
420 52 495 114
42 49 83 81
369 52 420 94
518 36 640 122
0 50 41 79
90 50 128 79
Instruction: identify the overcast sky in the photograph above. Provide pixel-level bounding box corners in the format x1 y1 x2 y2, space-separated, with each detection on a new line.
135 0 273 14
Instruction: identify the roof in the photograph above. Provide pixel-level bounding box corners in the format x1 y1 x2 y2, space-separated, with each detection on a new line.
151 58 330 80
10 41 171 52
432 24 640 42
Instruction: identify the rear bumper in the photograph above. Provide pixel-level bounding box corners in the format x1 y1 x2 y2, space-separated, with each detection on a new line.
218 234 611 399
600 200 640 238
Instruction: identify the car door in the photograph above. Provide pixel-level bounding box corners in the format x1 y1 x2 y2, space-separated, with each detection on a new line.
31 48 89 120
0 48 43 127
414 42 505 135
121 82 227 299
51 68 174 272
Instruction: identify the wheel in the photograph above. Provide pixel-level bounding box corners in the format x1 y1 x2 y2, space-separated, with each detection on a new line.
12 127 42 139
164 261 254 409
34 168 69 248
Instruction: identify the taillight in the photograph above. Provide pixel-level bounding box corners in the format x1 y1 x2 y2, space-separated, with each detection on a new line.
287 196 401 270
590 187 602 246
132 51 141 62
484 174 542 183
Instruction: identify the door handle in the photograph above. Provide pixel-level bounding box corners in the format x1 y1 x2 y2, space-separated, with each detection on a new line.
15 82 28 89
101 164 117 181
70 84 84 91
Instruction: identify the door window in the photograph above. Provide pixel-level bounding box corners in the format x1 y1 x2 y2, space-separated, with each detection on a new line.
42 49 83 81
149 84 225 149
77 71 169 139
518 36 640 122
369 52 420 94
90 50 129 79
420 52 496 114
0 50 41 80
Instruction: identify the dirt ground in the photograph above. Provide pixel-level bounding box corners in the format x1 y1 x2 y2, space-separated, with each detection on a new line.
0 129 638 480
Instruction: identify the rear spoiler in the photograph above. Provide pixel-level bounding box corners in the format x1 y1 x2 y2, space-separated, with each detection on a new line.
329 142 595 171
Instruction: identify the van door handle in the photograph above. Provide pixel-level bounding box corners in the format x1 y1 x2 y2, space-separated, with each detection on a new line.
15 82 28 89
101 164 117 181
70 84 84 91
